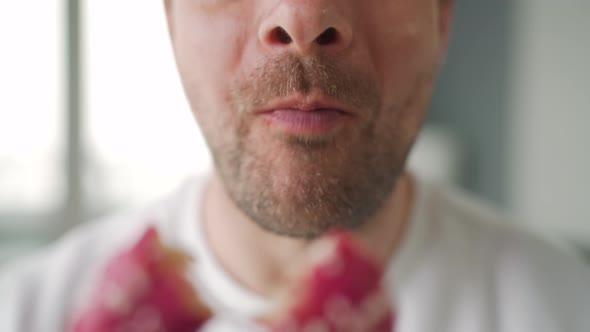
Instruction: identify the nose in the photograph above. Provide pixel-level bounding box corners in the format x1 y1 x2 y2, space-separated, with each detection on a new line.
258 1 353 55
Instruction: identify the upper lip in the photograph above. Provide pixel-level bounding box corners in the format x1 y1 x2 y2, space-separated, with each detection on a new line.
255 94 354 116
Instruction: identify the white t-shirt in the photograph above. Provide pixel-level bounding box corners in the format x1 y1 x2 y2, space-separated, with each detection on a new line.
1 175 589 332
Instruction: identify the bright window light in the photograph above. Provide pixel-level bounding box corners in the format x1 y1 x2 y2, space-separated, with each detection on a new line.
84 0 211 210
0 1 63 223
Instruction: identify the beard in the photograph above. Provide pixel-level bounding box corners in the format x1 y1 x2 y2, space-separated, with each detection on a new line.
203 54 419 239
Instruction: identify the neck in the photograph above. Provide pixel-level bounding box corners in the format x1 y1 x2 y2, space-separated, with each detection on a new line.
202 171 415 297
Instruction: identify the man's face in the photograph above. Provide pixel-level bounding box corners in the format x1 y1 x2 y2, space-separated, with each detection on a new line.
165 0 452 238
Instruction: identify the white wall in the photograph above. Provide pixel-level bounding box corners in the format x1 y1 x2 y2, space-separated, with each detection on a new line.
510 2 590 244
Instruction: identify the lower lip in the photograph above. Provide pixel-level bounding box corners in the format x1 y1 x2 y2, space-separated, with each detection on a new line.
260 109 352 136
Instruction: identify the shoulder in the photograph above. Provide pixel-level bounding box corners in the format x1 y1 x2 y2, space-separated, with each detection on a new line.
0 176 206 332
427 181 588 269
419 181 590 330
0 210 153 331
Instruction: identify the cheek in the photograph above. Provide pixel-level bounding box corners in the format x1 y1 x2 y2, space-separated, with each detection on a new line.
364 8 439 107
171 7 252 119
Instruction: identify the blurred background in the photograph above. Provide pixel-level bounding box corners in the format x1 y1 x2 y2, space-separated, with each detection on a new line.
0 1 589 263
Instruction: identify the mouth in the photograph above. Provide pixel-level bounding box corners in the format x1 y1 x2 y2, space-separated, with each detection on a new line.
255 94 355 137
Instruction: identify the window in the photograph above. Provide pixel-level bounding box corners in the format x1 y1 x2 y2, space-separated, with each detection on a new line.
0 1 63 227
84 0 211 212
0 1 211 261
0 0 63 261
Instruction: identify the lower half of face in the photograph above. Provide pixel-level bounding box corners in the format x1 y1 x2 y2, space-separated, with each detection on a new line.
169 1 443 238
194 60 434 239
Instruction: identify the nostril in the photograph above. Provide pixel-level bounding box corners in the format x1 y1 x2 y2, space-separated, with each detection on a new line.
315 27 339 45
272 26 293 44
